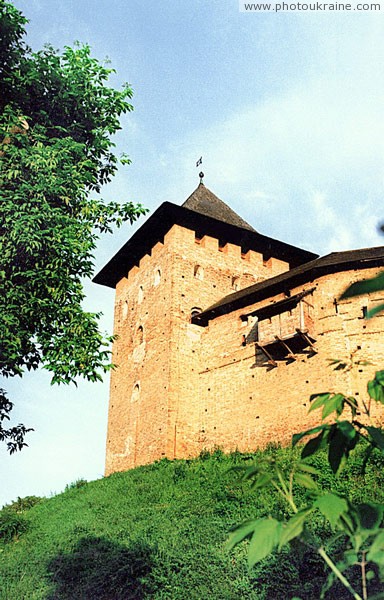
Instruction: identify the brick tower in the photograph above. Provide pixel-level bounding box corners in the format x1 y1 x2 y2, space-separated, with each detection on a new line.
94 183 317 475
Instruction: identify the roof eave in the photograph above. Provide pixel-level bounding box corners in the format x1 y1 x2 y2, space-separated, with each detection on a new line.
193 249 384 326
93 201 318 288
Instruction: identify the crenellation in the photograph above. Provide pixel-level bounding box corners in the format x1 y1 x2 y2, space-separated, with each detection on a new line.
200 234 218 251
242 248 263 268
219 241 241 259
268 256 290 275
151 240 164 257
128 265 140 280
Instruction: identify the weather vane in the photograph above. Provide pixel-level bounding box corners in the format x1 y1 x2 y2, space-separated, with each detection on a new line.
196 156 204 183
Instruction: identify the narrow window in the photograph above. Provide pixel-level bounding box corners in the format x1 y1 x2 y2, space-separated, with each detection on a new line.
138 285 144 304
137 325 144 344
362 306 368 318
154 269 161 286
194 265 204 280
131 383 140 403
123 300 129 319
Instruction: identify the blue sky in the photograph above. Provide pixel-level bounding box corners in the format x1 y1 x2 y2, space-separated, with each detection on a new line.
1 0 384 507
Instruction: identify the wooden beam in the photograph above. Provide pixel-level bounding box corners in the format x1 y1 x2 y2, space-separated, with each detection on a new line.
256 343 277 367
274 336 296 360
296 328 318 353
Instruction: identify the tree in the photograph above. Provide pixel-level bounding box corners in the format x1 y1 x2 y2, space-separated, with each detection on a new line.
0 1 147 451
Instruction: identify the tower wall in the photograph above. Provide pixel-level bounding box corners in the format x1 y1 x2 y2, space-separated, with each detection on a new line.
105 237 174 475
105 221 290 474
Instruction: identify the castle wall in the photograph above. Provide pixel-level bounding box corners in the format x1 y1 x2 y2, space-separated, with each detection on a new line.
173 266 384 457
105 216 384 475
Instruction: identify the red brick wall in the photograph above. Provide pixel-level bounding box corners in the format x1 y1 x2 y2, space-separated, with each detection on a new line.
173 268 384 458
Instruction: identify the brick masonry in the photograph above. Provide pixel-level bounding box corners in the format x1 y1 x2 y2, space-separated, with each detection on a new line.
104 210 384 476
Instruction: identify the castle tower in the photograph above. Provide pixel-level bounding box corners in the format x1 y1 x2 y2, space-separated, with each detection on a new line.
94 183 317 475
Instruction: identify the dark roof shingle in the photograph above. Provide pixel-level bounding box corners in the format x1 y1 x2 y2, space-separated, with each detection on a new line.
182 183 256 232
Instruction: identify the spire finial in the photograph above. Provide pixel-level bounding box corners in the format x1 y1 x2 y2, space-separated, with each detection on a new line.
196 156 204 183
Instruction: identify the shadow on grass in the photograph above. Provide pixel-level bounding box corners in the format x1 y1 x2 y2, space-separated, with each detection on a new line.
46 536 154 599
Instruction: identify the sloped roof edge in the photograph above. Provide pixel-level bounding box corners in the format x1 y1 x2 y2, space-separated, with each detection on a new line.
193 246 384 326
93 201 317 288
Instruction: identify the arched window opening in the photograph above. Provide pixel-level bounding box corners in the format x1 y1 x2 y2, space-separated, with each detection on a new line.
131 383 140 403
138 285 144 304
123 300 129 319
137 325 144 344
191 306 202 319
194 265 204 280
154 268 161 286
232 276 240 291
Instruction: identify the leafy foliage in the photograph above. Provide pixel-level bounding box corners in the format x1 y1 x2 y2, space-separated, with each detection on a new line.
0 388 32 452
226 239 384 598
228 363 384 598
0 1 147 449
3 495 43 512
0 509 27 542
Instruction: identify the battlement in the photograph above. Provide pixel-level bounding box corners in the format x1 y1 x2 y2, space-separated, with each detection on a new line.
126 222 291 292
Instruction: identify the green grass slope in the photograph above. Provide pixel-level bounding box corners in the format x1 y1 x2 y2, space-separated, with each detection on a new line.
1 447 384 600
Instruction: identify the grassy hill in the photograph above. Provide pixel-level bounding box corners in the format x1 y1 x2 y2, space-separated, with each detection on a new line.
1 446 384 600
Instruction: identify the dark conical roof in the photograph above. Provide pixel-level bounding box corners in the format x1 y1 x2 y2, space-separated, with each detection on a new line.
182 183 256 232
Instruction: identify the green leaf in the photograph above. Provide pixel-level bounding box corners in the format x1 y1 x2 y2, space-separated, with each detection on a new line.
368 372 384 404
296 462 321 476
367 531 384 565
366 426 384 451
241 464 265 481
294 472 318 490
340 272 384 299
278 509 312 549
247 518 281 568
301 432 326 459
367 303 384 318
292 425 329 447
308 393 331 413
321 393 345 419
225 519 260 551
355 503 384 531
314 493 349 528
366 570 376 581
337 420 357 441
250 472 274 490
328 424 356 474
